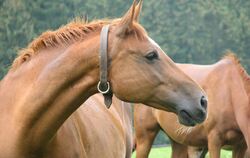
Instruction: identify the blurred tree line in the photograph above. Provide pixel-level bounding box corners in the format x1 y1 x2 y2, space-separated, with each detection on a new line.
1 0 250 144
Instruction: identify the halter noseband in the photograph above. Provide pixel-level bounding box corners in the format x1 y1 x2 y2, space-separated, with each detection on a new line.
97 25 113 108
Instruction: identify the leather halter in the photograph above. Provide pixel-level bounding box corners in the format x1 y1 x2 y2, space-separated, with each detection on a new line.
97 25 113 108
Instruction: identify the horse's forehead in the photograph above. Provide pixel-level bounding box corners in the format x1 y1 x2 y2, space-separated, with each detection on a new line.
148 37 160 49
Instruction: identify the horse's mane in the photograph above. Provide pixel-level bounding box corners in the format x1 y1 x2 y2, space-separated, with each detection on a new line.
10 18 147 71
11 19 111 70
223 50 250 96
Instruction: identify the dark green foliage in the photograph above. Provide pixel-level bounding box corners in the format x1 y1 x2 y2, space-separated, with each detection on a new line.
1 0 250 78
141 0 250 68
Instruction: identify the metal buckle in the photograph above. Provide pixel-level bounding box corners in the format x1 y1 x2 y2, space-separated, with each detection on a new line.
97 81 110 94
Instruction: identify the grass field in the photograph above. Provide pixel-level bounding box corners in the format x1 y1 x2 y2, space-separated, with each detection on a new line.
132 146 232 158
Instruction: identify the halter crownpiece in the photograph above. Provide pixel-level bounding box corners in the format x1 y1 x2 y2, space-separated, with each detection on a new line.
98 25 113 108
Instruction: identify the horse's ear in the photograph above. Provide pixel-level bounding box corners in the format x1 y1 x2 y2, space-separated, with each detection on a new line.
117 0 137 37
134 0 143 22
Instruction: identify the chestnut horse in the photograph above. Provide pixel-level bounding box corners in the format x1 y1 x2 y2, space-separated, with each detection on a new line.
59 94 134 158
134 52 249 158
0 0 207 157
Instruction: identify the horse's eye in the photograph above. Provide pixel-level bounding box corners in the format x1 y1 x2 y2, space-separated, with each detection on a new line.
145 51 159 61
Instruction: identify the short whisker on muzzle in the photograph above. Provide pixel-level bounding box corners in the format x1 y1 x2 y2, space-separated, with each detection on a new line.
176 125 194 136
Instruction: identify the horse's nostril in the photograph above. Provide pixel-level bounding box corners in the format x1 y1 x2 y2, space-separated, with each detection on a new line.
200 96 207 110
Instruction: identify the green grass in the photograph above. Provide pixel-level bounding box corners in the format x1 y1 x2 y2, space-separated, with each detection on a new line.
132 146 232 158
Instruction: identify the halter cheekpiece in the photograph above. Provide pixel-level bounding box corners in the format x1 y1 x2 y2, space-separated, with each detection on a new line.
97 25 113 108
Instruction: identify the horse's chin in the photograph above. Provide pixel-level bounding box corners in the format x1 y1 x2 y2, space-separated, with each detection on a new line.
178 117 197 127
178 110 198 127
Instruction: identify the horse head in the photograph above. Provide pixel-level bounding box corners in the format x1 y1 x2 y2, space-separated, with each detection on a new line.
106 0 207 125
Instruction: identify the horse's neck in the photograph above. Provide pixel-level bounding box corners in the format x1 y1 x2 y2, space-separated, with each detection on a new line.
0 35 101 152
244 76 250 104
177 63 215 84
248 86 250 105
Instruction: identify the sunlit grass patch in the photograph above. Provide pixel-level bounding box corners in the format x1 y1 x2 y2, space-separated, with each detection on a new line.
132 146 232 158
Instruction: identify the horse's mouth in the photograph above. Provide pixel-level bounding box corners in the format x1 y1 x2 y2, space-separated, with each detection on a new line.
178 110 197 126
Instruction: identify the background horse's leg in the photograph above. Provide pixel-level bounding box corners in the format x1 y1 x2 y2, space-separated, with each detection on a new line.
208 131 222 158
134 106 160 158
233 145 247 158
135 127 160 158
245 150 250 158
200 147 208 158
187 146 208 158
171 140 188 158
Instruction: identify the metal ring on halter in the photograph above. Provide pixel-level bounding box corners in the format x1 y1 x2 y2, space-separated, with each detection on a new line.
97 81 110 94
